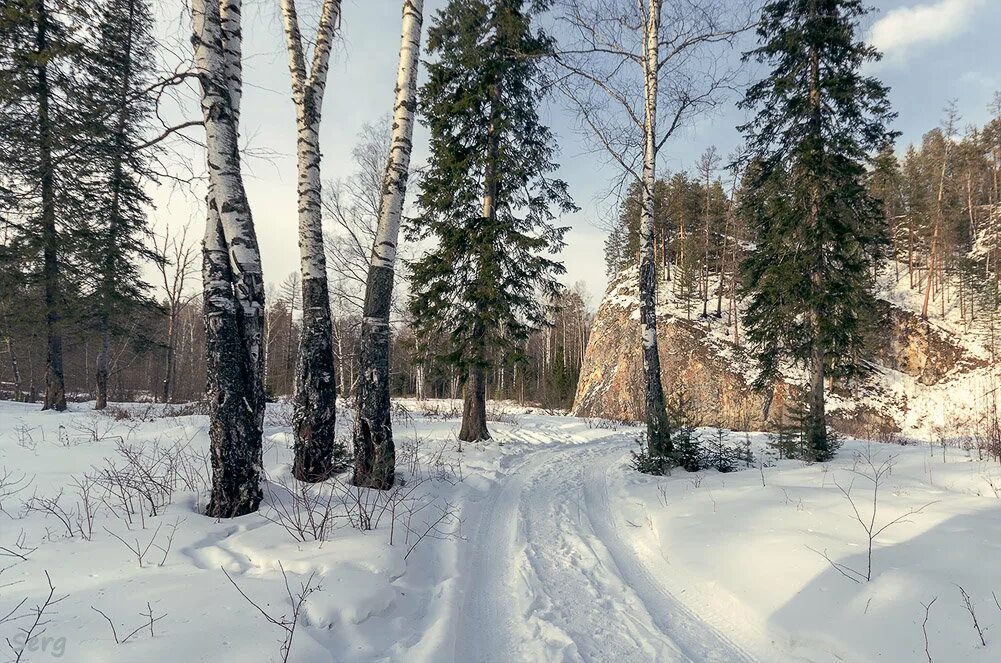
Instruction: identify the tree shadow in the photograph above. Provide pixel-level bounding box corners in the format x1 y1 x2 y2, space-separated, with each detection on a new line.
770 502 1001 662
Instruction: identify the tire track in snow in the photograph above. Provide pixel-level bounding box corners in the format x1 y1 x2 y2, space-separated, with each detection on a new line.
450 438 756 662
584 449 756 663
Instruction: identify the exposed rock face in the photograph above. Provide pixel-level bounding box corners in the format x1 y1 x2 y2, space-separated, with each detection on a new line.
572 269 978 433
572 271 789 430
868 301 983 385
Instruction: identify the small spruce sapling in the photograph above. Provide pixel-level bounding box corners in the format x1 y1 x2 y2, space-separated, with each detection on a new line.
668 391 702 472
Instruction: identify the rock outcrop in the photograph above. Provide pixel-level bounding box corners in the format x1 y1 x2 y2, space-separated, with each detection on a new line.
572 268 979 433
868 300 983 385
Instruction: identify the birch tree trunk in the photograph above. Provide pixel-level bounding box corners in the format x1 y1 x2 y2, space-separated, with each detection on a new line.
279 0 341 482
193 0 267 518
162 311 176 402
353 0 424 489
639 0 671 457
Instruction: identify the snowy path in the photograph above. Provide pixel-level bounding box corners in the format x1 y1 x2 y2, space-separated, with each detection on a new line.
448 439 754 663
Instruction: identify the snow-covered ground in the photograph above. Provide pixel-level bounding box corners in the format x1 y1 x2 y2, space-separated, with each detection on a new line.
1 399 1000 662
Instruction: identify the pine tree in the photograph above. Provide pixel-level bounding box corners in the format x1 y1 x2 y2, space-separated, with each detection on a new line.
408 0 574 442
79 0 163 410
668 390 701 472
738 0 897 461
868 145 904 278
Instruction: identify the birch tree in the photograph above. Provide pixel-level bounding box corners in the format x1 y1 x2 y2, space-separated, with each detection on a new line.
352 0 424 490
192 0 268 517
278 0 341 482
152 224 198 403
554 0 752 465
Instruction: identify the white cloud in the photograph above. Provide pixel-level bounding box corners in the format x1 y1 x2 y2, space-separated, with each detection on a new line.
869 0 984 62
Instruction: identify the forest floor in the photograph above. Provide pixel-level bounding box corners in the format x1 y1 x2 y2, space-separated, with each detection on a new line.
1 399 1000 662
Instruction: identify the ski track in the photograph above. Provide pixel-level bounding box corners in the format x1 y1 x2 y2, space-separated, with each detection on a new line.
449 436 755 663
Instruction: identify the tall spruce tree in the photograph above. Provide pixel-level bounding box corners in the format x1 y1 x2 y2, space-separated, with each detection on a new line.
408 0 574 442
0 0 88 411
738 0 897 460
79 0 163 410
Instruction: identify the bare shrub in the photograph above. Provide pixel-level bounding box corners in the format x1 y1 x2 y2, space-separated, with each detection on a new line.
223 562 318 663
416 401 459 420
69 415 120 445
24 490 77 539
0 531 37 563
91 602 166 644
486 403 519 425
391 402 414 427
920 596 937 663
263 401 295 428
810 447 936 583
0 468 33 517
3 570 66 663
584 417 619 430
102 517 183 568
69 474 102 540
22 473 104 541
261 475 343 543
13 425 37 453
259 435 462 559
957 584 987 647
161 401 210 418
93 435 209 524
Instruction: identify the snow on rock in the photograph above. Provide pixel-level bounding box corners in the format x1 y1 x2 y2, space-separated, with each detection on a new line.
574 266 996 438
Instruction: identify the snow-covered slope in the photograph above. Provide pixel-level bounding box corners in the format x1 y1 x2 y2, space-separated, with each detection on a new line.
574 265 1000 440
2 400 1001 662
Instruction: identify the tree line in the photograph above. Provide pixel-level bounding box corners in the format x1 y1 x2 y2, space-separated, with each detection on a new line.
4 0 988 513
2 0 595 516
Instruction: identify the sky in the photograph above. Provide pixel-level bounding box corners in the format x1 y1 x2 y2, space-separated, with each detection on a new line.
152 0 1001 308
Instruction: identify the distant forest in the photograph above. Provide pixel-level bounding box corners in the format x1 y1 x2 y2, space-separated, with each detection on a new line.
605 100 1001 352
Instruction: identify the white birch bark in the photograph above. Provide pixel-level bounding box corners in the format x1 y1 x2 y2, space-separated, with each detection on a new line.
353 0 424 487
280 0 342 481
193 0 264 361
369 0 422 273
280 0 339 280
638 0 671 457
192 0 266 517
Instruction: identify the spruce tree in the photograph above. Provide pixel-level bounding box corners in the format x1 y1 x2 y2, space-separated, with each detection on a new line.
78 0 163 410
408 0 575 442
0 0 88 411
738 0 897 460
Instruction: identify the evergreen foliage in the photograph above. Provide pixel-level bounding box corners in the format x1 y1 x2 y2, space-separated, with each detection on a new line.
78 0 163 409
769 394 842 461
668 390 702 472
78 0 162 334
703 428 746 473
738 0 897 459
408 0 575 436
0 0 162 409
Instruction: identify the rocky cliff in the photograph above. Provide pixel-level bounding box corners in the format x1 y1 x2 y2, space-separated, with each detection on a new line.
572 268 986 435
